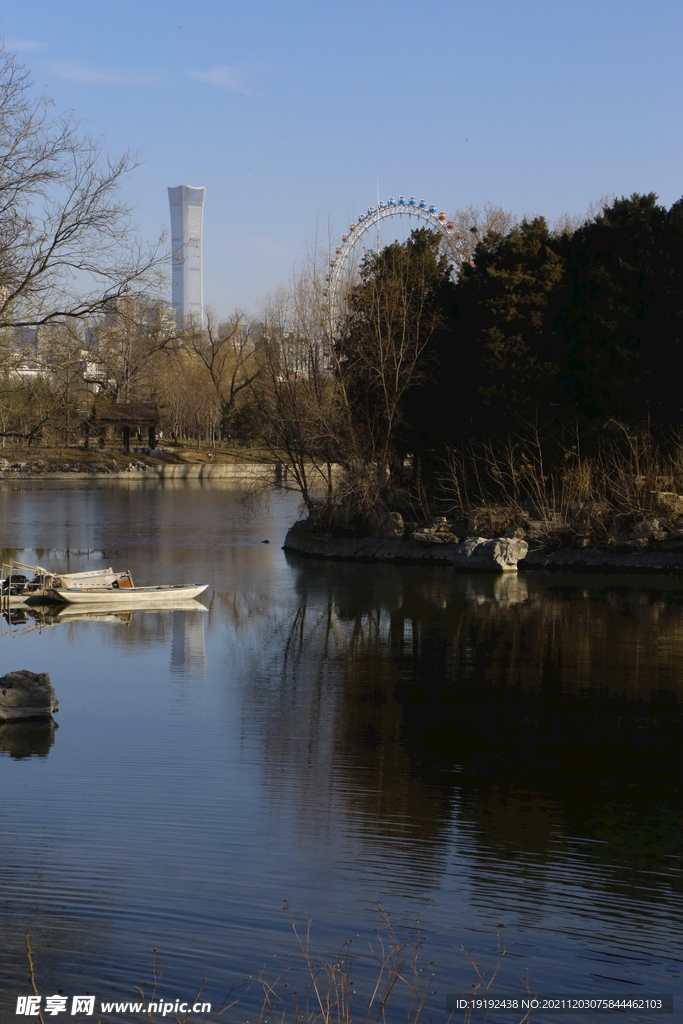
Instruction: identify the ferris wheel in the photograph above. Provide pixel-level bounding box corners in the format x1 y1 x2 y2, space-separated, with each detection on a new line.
321 195 469 317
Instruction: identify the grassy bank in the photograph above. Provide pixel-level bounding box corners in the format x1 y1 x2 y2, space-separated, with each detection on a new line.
0 442 279 476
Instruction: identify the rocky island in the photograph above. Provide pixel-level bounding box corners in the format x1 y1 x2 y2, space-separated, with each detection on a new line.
284 510 527 571
284 490 683 574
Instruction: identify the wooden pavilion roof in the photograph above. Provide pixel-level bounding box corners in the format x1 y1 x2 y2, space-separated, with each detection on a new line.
91 402 160 426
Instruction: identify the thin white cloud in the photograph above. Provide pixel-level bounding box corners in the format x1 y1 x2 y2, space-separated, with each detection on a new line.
187 65 247 92
52 61 161 87
4 39 48 52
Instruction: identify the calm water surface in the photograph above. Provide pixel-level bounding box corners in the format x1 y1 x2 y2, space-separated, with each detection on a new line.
0 480 682 1022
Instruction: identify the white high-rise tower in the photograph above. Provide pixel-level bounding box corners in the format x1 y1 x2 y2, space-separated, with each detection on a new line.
168 185 205 326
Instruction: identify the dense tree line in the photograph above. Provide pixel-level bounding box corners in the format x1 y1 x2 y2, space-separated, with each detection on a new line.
0 311 264 448
331 194 683 508
462 192 683 431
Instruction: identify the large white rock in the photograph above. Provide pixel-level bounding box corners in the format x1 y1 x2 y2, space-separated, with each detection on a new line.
0 671 58 721
650 491 683 517
458 536 529 571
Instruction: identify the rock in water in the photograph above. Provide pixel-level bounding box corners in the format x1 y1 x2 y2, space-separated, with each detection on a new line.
0 671 58 721
459 537 528 571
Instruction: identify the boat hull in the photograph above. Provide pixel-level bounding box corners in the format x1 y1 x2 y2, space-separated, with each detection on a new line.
51 584 209 605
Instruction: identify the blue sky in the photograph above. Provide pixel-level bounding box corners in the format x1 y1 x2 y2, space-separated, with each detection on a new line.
2 0 682 318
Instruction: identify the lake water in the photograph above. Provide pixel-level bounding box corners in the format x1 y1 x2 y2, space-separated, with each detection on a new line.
0 479 681 1023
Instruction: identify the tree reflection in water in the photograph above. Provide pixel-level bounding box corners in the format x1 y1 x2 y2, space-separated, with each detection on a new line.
245 559 683 908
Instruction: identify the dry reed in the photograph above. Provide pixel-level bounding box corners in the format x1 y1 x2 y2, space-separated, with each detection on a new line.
24 910 531 1024
443 423 683 549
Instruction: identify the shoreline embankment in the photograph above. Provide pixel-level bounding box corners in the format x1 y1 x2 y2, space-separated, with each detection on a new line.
0 462 279 481
283 517 683 574
283 522 527 572
284 529 683 573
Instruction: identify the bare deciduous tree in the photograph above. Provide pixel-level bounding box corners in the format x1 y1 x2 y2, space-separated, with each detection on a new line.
250 287 339 510
331 229 453 514
447 202 518 263
0 322 93 445
249 231 453 521
182 312 261 440
91 295 180 403
0 45 162 334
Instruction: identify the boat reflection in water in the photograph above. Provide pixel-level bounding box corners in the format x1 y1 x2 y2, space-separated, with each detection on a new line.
47 597 208 622
2 597 208 633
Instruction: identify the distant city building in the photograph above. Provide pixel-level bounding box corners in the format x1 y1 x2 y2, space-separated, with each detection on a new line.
103 291 137 318
168 185 206 327
86 293 175 352
12 326 39 355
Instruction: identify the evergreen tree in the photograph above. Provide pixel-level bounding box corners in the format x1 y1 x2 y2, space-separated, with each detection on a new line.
453 217 567 435
559 193 683 426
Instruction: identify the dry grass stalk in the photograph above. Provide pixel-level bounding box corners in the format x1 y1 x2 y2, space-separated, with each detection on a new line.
457 929 533 1024
258 908 435 1024
443 424 683 548
24 933 45 1024
24 914 532 1024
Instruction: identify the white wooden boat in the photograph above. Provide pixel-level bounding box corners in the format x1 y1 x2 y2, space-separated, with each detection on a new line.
50 583 209 605
1 561 207 608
